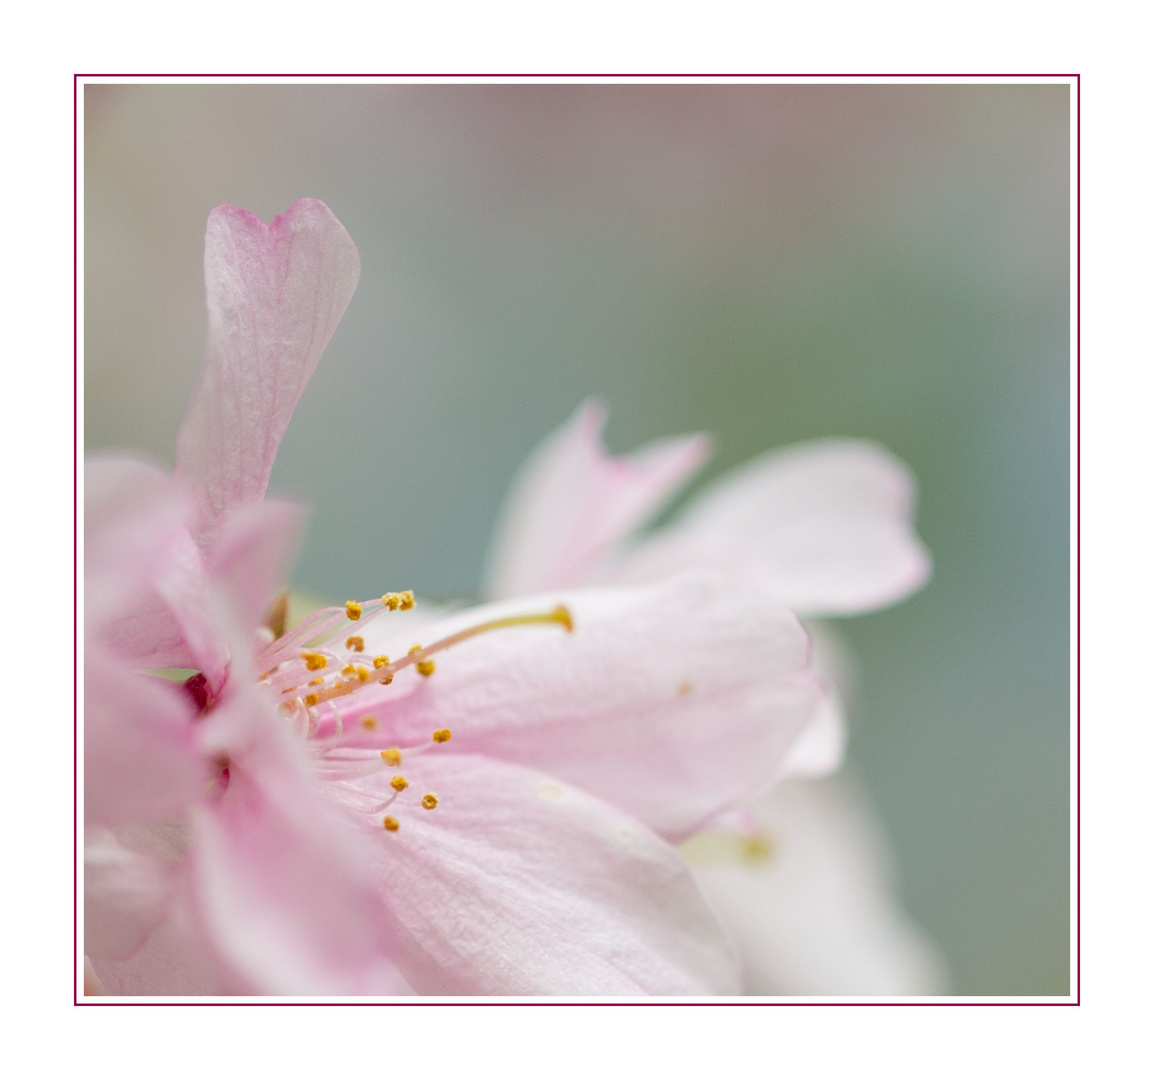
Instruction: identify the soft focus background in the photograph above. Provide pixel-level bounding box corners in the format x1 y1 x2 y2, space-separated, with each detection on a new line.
83 82 1070 995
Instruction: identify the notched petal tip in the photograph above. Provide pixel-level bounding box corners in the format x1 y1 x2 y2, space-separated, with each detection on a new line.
177 198 361 541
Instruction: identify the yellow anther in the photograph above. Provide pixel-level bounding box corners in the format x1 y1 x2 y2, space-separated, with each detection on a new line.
417 660 436 677
301 652 328 671
309 677 324 686
382 592 401 611
390 775 409 792
346 635 365 652
346 601 362 621
383 815 399 832
408 643 423 655
373 655 391 669
304 693 319 708
380 748 402 766
341 664 356 676
356 666 372 682
432 728 452 744
399 590 415 611
421 793 439 810
361 716 379 731
379 673 394 685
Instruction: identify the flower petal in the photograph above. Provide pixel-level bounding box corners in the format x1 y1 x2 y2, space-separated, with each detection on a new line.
84 827 177 961
85 457 203 671
84 645 201 825
206 497 305 657
331 753 738 994
620 439 931 616
483 401 711 599
778 687 846 778
344 574 824 841
176 199 361 542
189 688 407 994
681 773 948 995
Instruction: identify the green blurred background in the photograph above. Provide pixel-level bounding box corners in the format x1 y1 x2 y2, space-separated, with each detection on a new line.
84 82 1071 995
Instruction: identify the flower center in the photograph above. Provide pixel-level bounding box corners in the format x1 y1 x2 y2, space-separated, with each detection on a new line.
253 591 573 831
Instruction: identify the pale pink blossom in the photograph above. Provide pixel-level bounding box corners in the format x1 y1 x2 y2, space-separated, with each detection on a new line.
86 201 830 995
680 772 947 995
480 401 941 993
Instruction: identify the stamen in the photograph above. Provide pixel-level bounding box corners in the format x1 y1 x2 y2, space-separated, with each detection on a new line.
409 644 436 677
421 793 439 810
292 604 573 709
383 815 399 832
346 601 362 621
373 655 390 668
433 729 452 744
381 748 401 766
346 635 365 652
391 775 409 792
301 652 328 671
399 590 415 611
361 716 378 732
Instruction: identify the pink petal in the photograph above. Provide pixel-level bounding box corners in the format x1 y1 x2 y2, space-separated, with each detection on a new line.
85 457 200 670
84 827 176 961
85 457 233 683
176 199 360 543
620 439 932 616
483 401 711 598
347 574 824 841
683 774 947 994
84 644 201 825
330 753 739 994
206 497 305 661
189 688 407 994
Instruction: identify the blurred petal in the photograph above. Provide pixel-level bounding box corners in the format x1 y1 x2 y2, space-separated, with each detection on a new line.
207 498 305 656
176 199 360 541
778 688 846 778
621 439 931 616
352 574 823 841
84 645 201 825
84 827 176 960
190 690 406 994
682 773 948 995
85 457 201 670
484 400 711 598
334 754 738 995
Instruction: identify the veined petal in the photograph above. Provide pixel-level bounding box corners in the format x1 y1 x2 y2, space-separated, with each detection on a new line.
189 688 406 995
176 199 360 542
619 439 931 616
350 574 823 841
84 645 201 826
682 773 948 995
483 400 711 599
331 754 739 995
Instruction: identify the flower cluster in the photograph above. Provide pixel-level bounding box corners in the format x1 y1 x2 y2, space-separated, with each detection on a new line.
84 199 935 996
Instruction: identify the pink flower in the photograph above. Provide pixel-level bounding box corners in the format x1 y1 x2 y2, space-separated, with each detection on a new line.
86 201 829 995
479 401 940 992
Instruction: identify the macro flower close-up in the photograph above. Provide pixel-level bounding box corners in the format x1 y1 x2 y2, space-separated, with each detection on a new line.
85 198 851 996
82 81 1071 1001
